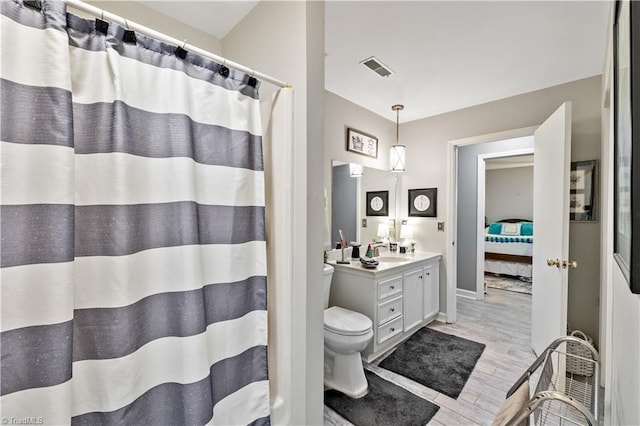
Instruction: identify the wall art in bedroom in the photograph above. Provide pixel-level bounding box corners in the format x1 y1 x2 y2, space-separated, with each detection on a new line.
569 160 597 222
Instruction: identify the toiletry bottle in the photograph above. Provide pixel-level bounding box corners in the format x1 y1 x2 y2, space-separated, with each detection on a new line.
365 243 373 258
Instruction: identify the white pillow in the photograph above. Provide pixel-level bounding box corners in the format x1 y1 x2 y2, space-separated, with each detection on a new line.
501 223 521 235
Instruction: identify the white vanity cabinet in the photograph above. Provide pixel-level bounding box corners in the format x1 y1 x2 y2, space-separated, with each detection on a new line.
403 269 424 332
328 252 441 363
423 262 439 320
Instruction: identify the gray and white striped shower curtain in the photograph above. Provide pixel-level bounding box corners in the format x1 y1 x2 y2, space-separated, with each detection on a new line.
1 1 270 424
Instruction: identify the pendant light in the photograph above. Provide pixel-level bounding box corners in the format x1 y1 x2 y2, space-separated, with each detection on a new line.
390 104 406 172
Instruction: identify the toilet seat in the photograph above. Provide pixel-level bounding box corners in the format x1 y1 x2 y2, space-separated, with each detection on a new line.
324 306 372 336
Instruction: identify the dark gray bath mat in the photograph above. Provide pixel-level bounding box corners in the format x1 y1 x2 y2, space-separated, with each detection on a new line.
324 370 440 426
378 327 486 399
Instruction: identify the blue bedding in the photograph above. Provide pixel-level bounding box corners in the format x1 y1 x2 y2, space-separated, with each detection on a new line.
484 235 533 244
486 221 533 237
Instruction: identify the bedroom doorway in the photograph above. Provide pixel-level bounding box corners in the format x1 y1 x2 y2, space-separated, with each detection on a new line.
480 154 535 297
475 150 533 300
445 126 537 322
447 102 573 355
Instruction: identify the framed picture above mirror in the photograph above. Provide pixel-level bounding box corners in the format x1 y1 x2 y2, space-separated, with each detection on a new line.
347 128 378 159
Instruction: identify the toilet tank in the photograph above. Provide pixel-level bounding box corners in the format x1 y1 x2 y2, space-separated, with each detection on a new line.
323 263 334 309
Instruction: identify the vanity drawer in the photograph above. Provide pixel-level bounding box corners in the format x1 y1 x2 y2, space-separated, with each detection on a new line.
377 276 403 300
377 296 403 325
377 316 403 344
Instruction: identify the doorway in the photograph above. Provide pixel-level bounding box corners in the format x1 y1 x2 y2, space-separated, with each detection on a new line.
445 126 537 322
480 154 535 298
446 102 573 356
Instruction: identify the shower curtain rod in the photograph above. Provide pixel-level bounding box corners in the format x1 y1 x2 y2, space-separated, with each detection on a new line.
65 0 291 88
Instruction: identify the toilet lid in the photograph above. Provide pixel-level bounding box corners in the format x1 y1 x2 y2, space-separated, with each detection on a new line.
324 306 372 336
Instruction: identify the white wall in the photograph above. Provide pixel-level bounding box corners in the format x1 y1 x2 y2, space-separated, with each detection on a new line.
324 92 395 179
85 1 222 53
485 166 533 224
223 2 325 424
609 268 640 425
600 4 640 422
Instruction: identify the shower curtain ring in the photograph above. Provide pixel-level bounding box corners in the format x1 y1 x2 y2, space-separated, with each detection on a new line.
182 39 188 49
124 19 129 30
101 9 104 21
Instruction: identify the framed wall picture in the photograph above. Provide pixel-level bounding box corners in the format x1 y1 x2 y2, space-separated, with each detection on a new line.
366 191 388 216
347 128 378 159
408 188 437 217
569 160 597 221
613 0 639 293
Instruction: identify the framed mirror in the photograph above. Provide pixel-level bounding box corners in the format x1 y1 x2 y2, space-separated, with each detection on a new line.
331 160 397 247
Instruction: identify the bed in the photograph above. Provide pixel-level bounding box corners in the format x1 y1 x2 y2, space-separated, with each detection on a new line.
484 218 533 279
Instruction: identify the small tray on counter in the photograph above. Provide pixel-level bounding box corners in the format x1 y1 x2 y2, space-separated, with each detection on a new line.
359 256 379 269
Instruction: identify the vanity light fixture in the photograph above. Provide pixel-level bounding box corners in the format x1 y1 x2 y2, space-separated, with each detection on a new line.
390 104 406 172
349 163 363 177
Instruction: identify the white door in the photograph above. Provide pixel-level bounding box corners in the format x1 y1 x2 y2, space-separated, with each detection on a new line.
531 102 572 355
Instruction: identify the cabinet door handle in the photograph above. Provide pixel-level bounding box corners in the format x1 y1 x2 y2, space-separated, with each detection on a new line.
390 327 395 332
390 308 395 312
390 285 395 289
419 275 423 279
427 272 430 276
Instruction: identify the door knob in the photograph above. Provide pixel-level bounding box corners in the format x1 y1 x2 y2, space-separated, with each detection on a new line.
547 259 561 268
562 260 578 269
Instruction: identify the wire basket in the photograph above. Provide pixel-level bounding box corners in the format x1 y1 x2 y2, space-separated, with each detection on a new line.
532 345 599 425
502 335 600 426
566 331 595 377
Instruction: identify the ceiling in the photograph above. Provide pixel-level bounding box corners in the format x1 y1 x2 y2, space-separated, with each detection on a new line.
139 0 258 40
141 1 610 123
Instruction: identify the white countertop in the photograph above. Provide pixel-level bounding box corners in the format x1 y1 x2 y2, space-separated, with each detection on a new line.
327 251 441 276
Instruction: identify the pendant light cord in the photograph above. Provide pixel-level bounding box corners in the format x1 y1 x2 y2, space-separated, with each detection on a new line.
392 104 404 144
396 108 400 143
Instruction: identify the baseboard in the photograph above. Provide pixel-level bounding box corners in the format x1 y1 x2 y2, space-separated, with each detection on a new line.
456 288 477 299
436 312 447 323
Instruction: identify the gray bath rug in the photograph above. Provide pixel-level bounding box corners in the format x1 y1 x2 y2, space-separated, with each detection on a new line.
324 370 440 426
485 273 532 295
378 327 485 399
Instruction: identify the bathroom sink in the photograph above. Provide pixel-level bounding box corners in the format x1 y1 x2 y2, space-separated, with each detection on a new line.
374 256 408 263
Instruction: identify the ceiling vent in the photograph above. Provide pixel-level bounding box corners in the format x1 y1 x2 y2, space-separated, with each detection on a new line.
360 56 393 78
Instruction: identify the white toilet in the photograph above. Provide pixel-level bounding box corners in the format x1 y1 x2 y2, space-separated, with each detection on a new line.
323 263 373 398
